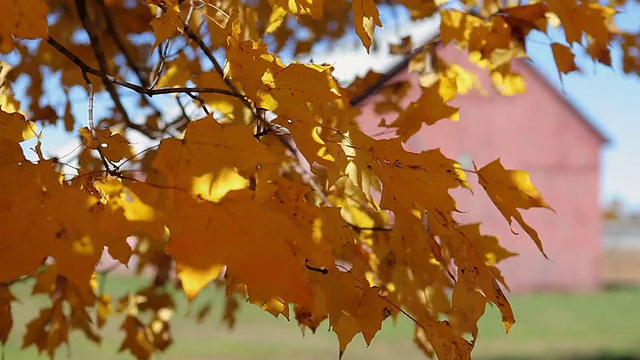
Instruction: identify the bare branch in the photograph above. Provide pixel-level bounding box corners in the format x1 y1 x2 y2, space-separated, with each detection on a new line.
45 37 244 100
75 0 143 134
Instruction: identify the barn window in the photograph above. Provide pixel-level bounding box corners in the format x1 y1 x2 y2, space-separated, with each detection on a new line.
458 153 473 170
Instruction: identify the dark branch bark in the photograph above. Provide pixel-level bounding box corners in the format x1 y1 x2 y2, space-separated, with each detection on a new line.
95 0 149 87
349 36 442 107
75 0 143 135
45 37 243 99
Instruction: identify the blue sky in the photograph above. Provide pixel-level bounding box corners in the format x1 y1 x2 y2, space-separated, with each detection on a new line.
13 3 640 211
312 4 640 212
526 2 640 211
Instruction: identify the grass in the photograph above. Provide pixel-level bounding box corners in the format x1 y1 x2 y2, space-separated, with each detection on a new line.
2 275 640 360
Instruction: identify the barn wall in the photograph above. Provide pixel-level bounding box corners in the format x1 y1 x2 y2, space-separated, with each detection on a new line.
356 46 604 293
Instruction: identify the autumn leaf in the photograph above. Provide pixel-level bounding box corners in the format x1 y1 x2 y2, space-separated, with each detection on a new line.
258 63 341 123
0 108 36 142
356 287 394 345
150 1 183 50
380 77 460 140
97 294 112 329
0 0 49 52
0 0 632 358
476 159 554 258
80 127 133 162
490 64 527 96
353 0 382 52
269 0 324 20
548 0 616 46
0 285 15 344
551 43 579 78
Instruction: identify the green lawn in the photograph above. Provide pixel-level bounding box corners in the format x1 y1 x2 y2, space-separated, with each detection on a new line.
2 276 640 360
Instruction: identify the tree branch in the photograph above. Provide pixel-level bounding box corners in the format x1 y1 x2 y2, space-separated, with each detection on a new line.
182 23 250 108
45 38 244 100
75 0 144 134
349 36 442 107
96 0 149 87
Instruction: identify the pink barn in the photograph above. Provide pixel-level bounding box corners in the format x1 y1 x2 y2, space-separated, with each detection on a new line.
355 44 608 293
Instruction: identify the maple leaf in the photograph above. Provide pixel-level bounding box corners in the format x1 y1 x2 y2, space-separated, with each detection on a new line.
356 287 395 345
80 127 133 163
22 300 70 358
119 316 155 360
0 0 49 52
259 63 341 120
0 0 632 358
225 39 285 101
476 159 554 258
499 2 550 38
490 64 527 96
346 129 470 234
380 77 460 140
548 0 616 46
269 0 324 20
0 108 37 142
0 285 15 344
165 191 314 305
353 0 383 52
551 43 579 79
149 1 183 50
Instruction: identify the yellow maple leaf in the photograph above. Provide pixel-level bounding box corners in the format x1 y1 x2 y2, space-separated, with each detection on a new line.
0 285 15 344
80 127 133 163
381 77 460 140
0 0 48 52
152 116 287 190
490 64 526 96
225 39 285 101
166 191 314 305
150 1 183 50
269 0 323 20
0 108 36 142
476 159 554 258
259 63 341 119
353 0 382 52
356 287 394 345
551 42 579 77
265 6 289 34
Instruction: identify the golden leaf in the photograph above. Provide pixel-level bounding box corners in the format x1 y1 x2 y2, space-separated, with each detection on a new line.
0 108 36 142
97 293 112 329
551 42 579 76
0 0 630 357
0 285 15 344
476 159 554 257
1 0 49 52
353 0 382 52
150 2 183 50
356 287 394 345
334 314 360 359
381 77 460 140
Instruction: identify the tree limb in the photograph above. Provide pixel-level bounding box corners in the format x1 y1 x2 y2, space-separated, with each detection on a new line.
45 38 244 101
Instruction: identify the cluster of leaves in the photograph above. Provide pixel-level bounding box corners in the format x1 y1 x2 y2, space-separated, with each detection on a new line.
0 0 636 359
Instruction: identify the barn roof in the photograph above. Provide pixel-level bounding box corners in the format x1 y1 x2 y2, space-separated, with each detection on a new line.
349 36 610 144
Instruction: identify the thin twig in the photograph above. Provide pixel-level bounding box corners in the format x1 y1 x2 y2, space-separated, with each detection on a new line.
95 0 164 117
45 37 244 99
75 0 143 135
182 23 250 108
96 0 149 87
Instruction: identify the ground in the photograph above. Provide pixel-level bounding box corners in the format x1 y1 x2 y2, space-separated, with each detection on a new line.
2 275 640 360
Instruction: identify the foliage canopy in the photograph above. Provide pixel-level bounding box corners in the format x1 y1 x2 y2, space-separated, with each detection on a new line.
0 0 637 359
